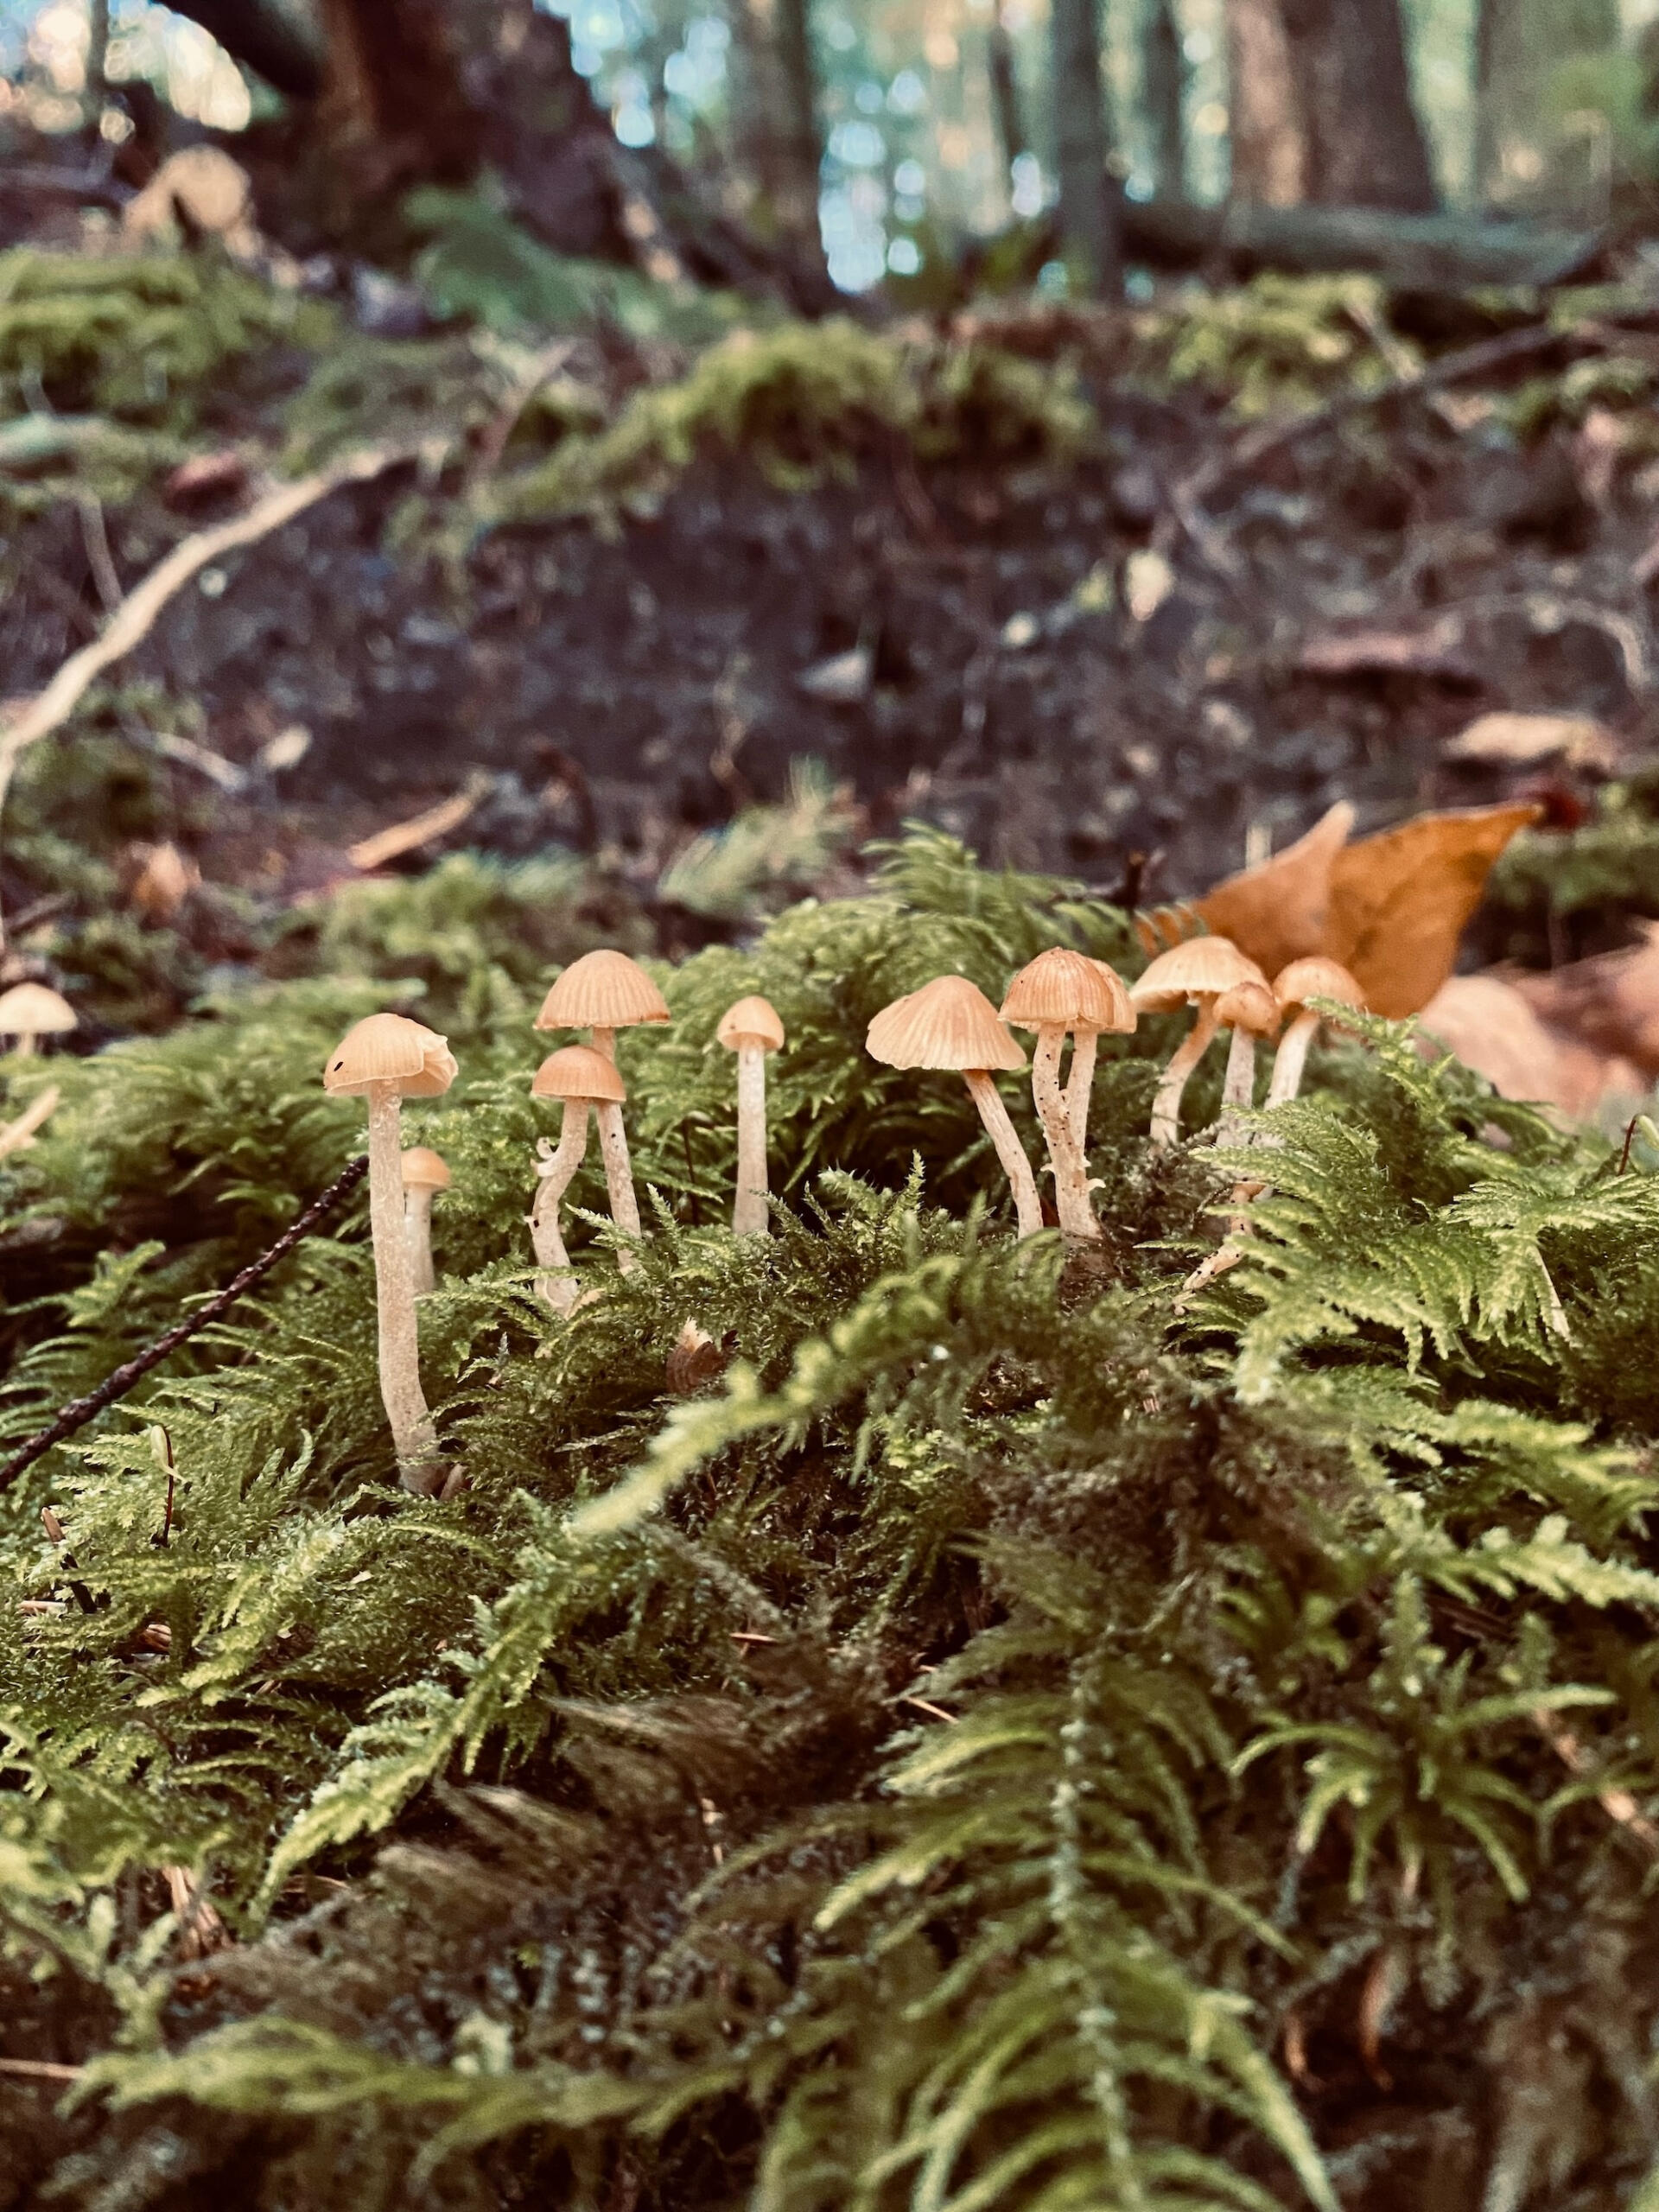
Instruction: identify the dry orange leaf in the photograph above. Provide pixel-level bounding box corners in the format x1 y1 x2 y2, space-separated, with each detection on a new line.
1193 800 1355 978
1516 925 1659 1078
1324 804 1541 1019
1419 975 1641 1121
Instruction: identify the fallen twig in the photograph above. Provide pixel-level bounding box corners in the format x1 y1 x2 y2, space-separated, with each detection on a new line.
0 2058 85 2082
0 443 412 950
0 1084 59 1159
346 772 493 871
0 1154 369 1495
1535 1707 1659 1858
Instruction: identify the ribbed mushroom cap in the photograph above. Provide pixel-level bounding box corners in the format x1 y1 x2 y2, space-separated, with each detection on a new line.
716 995 785 1052
0 982 75 1035
1000 948 1135 1033
324 1014 457 1098
1215 978 1281 1038
867 976 1025 1072
400 1146 451 1192
1272 956 1367 1017
536 950 670 1033
1090 958 1138 1033
1130 936 1264 1014
531 1044 627 1103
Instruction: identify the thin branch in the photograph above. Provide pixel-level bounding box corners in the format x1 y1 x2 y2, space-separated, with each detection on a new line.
0 442 412 950
0 1154 369 1495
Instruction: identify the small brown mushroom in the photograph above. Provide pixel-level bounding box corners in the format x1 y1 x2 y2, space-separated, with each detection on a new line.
1001 949 1133 1241
400 1146 450 1297
1130 938 1268 1149
1213 977 1281 1143
716 995 785 1236
528 1045 625 1313
1266 957 1368 1106
867 977 1043 1239
0 982 75 1058
536 948 670 1065
324 1014 457 1491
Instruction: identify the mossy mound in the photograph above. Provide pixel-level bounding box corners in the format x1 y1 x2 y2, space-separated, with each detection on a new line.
2 833 1659 2208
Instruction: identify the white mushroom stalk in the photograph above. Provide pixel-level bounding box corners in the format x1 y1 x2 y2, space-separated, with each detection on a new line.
1131 937 1268 1151
1265 957 1368 1109
1001 950 1133 1243
400 1147 449 1298
528 1046 626 1308
324 1014 457 1494
867 976 1044 1240
717 995 785 1236
1063 958 1135 1148
1214 980 1280 1147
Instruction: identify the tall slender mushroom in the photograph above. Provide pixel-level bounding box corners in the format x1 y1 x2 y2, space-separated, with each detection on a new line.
717 995 785 1236
867 976 1043 1239
1065 957 1137 1147
0 982 75 1058
1213 978 1280 1145
401 1146 449 1296
536 949 668 1272
527 1045 624 1313
323 1013 457 1492
1000 950 1129 1242
1130 938 1267 1149
1266 957 1367 1106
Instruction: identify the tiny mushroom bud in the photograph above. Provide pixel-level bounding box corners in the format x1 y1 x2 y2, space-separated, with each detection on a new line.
0 981 75 1059
1130 937 1267 1149
867 976 1043 1239
1001 948 1133 1241
1266 957 1367 1106
324 1013 457 1492
1213 977 1280 1143
400 1146 450 1297
716 995 785 1236
528 1045 625 1313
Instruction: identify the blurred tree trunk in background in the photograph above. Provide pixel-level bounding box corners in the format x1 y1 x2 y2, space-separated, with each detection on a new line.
1226 0 1436 211
987 0 1027 200
728 0 827 278
1052 0 1121 291
1142 0 1186 198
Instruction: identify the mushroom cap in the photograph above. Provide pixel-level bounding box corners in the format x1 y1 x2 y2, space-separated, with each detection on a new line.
400 1146 451 1192
0 982 75 1035
716 995 785 1052
867 976 1025 1072
324 1013 458 1099
1130 936 1264 1014
536 949 670 1033
1089 958 1138 1032
1215 978 1281 1038
1272 956 1367 1018
531 1044 627 1103
1000 948 1135 1034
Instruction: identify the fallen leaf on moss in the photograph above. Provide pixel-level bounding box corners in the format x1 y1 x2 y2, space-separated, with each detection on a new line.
1516 925 1659 1079
1419 974 1641 1120
1325 803 1541 1018
1443 712 1618 772
1193 800 1354 977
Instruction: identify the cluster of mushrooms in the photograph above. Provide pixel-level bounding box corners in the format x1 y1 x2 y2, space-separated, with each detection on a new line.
322 951 785 1492
321 936 1362 1490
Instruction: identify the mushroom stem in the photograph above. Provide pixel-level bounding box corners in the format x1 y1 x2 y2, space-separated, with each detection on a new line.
1064 1029 1098 1147
1216 1025 1258 1147
591 1025 617 1064
1266 1010 1319 1107
1150 1000 1221 1150
963 1070 1044 1240
365 1083 441 1485
529 1102 590 1313
733 1041 770 1236
1032 1025 1099 1241
13 1033 33 1059
404 1187 436 1296
594 1099 641 1271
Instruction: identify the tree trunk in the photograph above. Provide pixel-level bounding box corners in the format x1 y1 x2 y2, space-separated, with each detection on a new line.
988 0 1027 193
1224 0 1305 206
728 0 827 274
1142 0 1186 200
1473 0 1503 206
1281 0 1438 211
1051 0 1121 294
